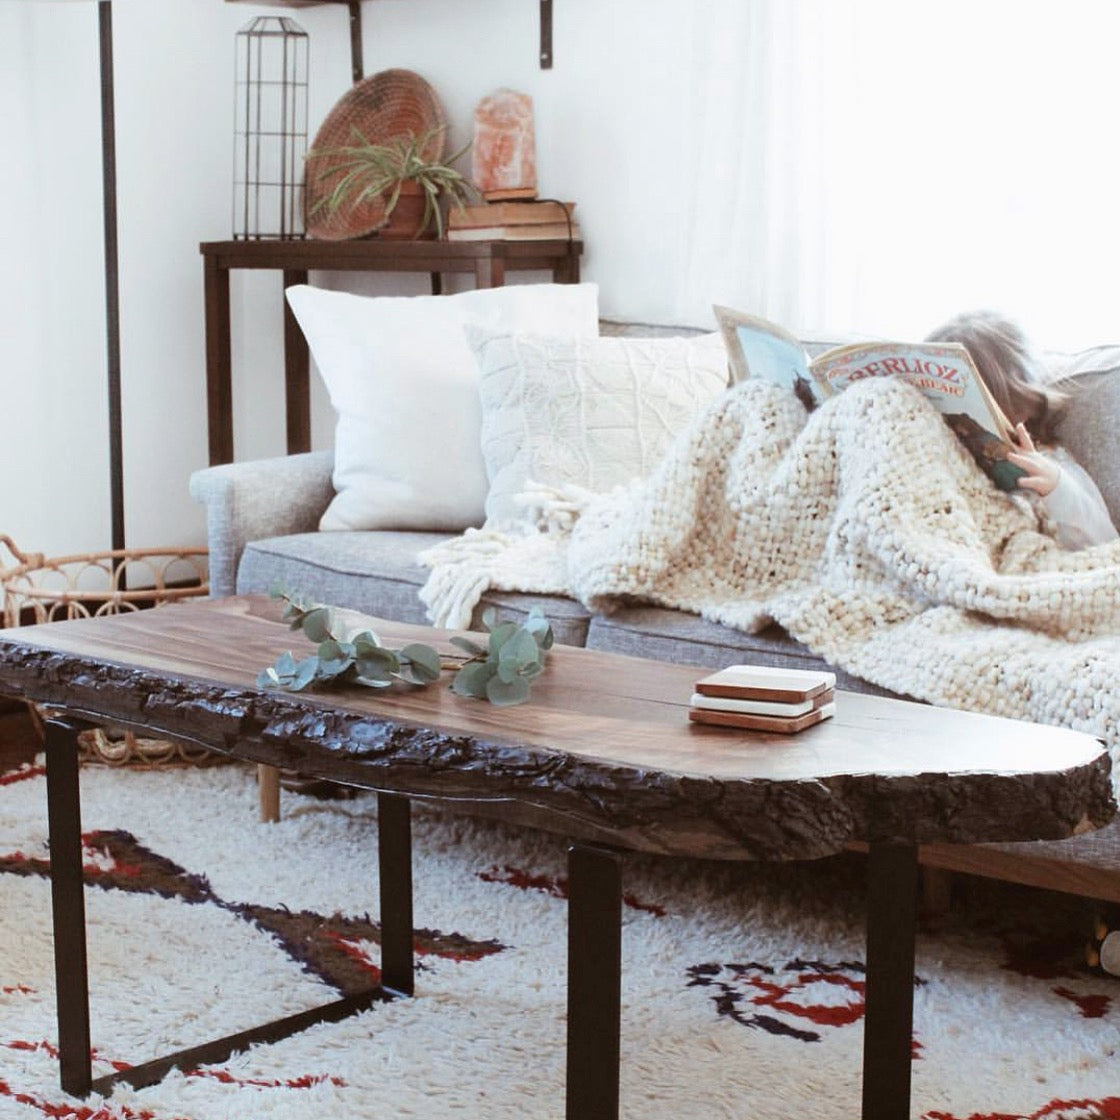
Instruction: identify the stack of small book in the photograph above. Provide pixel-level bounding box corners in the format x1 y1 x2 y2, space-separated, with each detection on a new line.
689 666 836 733
447 200 580 242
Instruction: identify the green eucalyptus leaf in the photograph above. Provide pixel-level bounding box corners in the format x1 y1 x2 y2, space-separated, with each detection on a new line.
401 643 442 683
501 629 539 669
450 635 486 656
353 644 399 671
355 658 394 683
317 661 353 681
352 631 383 656
284 670 319 692
486 674 531 707
293 657 319 689
519 660 545 681
301 607 334 643
275 650 298 676
524 611 554 650
496 636 540 683
317 638 348 662
488 621 518 657
452 661 494 699
257 667 281 688
481 606 498 631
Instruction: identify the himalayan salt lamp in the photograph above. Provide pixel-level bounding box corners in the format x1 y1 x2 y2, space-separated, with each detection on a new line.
472 89 538 200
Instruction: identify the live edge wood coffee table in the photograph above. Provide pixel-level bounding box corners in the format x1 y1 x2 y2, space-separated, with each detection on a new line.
0 596 1112 1120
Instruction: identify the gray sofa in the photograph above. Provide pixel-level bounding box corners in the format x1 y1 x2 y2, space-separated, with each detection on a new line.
190 325 1120 903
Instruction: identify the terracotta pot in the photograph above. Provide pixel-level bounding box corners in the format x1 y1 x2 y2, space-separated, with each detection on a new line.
378 181 437 240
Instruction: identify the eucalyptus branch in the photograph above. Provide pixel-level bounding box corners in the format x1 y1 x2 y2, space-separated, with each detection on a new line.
259 590 553 707
258 589 442 692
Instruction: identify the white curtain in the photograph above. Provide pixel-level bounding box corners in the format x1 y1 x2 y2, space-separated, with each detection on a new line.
671 0 1120 350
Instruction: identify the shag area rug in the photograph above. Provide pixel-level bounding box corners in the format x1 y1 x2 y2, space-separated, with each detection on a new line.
0 759 1118 1120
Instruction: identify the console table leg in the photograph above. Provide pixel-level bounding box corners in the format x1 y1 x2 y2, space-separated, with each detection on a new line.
258 763 280 823
44 718 93 1098
566 843 622 1120
281 268 311 455
474 257 505 288
203 256 233 465
377 793 414 997
862 841 919 1120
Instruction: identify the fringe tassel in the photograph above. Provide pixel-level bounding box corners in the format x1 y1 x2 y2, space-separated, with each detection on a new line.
417 528 517 629
514 479 598 534
417 482 591 629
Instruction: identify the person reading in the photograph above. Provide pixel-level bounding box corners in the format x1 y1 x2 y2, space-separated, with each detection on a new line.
926 311 1117 552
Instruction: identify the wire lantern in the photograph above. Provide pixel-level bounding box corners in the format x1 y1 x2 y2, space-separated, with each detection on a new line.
232 16 309 240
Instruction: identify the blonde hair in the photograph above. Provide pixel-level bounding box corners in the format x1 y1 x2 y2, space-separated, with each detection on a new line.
925 310 1066 444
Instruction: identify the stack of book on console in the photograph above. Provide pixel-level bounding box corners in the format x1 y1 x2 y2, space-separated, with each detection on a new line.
689 666 836 734
447 200 580 242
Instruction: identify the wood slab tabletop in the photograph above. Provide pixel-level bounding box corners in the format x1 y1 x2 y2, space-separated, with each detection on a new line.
0 595 1112 861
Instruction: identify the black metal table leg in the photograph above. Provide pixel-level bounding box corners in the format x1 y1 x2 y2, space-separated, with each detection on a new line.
862 841 919 1120
378 793 414 997
566 843 622 1120
41 738 403 1099
44 718 93 1099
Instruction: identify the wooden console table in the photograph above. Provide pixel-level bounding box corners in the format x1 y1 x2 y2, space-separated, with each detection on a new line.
199 238 583 465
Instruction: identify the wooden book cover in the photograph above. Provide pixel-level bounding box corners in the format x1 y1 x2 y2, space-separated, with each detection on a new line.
446 221 581 242
448 200 576 228
688 702 836 735
695 665 835 704
689 689 834 717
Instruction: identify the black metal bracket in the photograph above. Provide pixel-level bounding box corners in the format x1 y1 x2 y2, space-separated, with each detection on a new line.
346 0 363 83
540 0 553 68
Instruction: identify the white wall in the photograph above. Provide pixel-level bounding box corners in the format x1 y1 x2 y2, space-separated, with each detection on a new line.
1 0 693 561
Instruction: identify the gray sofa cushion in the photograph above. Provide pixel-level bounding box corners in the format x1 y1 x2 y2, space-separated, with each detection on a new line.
1054 356 1120 530
585 607 901 697
237 530 593 646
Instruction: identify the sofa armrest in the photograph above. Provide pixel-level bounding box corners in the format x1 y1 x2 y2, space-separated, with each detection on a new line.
189 451 335 598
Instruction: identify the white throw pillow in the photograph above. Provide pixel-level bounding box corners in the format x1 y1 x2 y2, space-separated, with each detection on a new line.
285 283 600 531
468 327 730 528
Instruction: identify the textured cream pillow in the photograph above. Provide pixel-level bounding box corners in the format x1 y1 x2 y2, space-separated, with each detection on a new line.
468 327 730 528
286 283 600 531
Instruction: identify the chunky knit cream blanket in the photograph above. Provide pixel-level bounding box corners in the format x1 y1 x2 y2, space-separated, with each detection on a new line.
420 379 1120 760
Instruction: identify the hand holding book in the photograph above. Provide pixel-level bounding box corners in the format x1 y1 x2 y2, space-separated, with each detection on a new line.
1007 423 1061 496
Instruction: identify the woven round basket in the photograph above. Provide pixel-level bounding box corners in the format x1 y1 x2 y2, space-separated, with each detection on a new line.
305 68 447 241
0 535 221 768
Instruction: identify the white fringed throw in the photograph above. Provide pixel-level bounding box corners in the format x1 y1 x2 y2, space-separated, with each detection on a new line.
420 379 1120 764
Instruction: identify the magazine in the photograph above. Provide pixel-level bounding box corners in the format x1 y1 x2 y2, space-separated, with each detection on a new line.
714 306 1028 492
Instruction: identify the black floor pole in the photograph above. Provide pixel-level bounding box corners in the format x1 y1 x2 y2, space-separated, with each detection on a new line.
99 0 125 554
